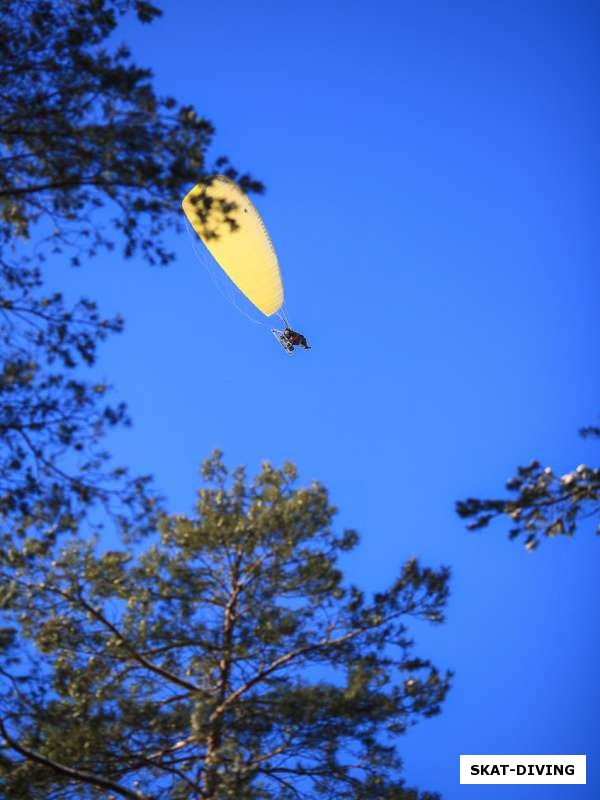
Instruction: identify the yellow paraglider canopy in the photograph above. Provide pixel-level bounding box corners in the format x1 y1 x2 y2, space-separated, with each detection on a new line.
182 176 284 317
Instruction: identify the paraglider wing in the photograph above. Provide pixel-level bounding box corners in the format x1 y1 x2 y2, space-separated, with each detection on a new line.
182 176 284 316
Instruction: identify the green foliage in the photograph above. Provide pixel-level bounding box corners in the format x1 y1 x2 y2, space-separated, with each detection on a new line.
0 0 261 262
0 262 159 553
456 424 599 549
0 0 260 551
0 455 451 799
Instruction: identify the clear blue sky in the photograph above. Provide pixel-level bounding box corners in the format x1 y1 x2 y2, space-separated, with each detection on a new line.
59 1 599 797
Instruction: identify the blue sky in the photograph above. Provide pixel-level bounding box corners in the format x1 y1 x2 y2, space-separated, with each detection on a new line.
58 1 599 796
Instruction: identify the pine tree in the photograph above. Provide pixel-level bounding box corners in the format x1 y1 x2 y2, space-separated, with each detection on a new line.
457 425 599 549
0 0 259 550
1 454 451 799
